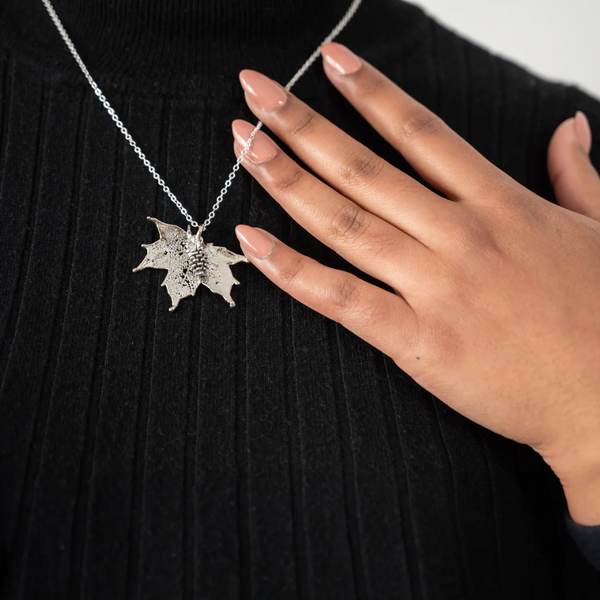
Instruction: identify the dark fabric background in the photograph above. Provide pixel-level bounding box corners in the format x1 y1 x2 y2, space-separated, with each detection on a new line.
1 0 599 597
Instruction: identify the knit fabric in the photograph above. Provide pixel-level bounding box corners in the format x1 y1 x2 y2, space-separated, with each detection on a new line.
1 0 599 597
565 511 600 574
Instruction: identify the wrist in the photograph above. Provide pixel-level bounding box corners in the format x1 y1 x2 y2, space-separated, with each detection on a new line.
549 447 600 526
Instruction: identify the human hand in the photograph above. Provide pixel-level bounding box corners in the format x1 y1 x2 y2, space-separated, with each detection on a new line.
231 43 600 525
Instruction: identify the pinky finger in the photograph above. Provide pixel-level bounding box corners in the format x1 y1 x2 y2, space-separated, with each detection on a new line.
235 224 418 364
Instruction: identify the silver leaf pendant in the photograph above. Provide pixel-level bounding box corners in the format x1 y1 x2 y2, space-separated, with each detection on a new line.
133 216 248 311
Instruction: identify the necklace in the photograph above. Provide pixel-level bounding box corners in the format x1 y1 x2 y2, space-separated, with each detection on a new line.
40 0 363 311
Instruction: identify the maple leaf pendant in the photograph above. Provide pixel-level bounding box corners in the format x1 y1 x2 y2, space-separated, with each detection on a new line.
133 217 248 311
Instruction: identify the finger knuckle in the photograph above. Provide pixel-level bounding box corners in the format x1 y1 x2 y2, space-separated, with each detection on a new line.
417 315 464 369
328 277 389 329
328 203 372 245
474 167 516 202
473 235 507 273
356 72 390 99
431 327 463 367
399 108 445 142
274 167 306 193
339 148 386 189
277 254 310 287
329 275 362 317
448 223 507 283
288 109 320 140
449 216 494 253
492 181 547 224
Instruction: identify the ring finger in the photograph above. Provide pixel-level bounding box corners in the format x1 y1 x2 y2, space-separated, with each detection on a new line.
232 120 434 295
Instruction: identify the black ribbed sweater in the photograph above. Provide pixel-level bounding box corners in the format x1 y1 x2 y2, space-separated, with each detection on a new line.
1 0 600 598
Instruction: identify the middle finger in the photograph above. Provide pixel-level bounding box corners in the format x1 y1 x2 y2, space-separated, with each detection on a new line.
238 69 453 243
232 119 434 296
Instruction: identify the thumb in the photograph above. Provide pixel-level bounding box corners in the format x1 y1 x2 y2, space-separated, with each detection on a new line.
547 111 600 222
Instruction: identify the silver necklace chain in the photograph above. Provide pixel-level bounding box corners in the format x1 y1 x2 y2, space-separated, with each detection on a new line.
40 0 363 232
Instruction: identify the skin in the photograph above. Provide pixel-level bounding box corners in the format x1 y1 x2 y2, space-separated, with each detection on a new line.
232 43 600 526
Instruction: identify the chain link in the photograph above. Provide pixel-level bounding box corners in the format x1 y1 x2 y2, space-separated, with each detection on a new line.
41 0 363 232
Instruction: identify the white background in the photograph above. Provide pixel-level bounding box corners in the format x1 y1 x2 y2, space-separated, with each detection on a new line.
414 0 599 99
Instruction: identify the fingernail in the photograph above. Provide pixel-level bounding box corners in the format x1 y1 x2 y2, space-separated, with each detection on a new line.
321 42 362 75
232 120 277 164
235 225 274 259
574 111 592 154
239 70 288 111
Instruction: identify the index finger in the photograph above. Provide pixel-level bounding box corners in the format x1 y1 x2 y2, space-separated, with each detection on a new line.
320 42 508 201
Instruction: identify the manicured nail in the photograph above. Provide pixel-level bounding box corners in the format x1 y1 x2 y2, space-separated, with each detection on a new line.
574 111 592 154
239 70 288 111
235 225 274 259
321 42 362 75
232 120 277 164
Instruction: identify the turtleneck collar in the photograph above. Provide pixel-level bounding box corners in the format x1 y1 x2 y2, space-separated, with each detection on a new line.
1 0 365 95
